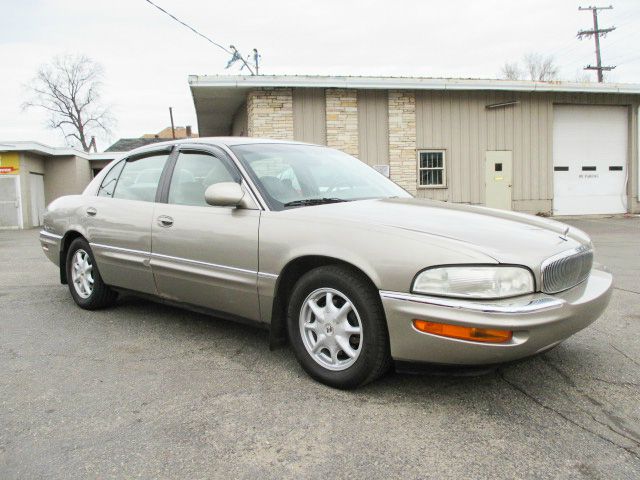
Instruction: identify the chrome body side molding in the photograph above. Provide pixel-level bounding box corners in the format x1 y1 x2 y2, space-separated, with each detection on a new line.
379 290 564 314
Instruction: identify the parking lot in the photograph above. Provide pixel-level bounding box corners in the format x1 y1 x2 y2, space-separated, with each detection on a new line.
1 217 639 479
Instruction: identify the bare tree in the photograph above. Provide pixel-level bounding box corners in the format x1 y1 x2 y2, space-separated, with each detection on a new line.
501 61 522 80
23 55 114 152
574 70 593 83
523 53 558 81
500 53 559 82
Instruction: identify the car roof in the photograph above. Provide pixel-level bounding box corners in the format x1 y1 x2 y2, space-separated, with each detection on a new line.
124 137 316 156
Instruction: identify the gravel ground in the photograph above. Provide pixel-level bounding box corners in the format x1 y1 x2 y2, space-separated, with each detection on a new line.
0 216 638 479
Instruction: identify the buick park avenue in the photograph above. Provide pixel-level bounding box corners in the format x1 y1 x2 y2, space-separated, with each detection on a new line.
40 138 612 389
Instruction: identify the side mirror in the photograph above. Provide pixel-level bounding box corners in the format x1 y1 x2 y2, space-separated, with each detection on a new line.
204 182 245 207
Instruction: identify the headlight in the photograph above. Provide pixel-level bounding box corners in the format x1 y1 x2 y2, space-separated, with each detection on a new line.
412 266 534 299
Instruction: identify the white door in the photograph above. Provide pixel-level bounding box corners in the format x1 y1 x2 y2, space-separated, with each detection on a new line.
29 173 46 227
553 105 628 215
485 151 513 210
0 176 22 229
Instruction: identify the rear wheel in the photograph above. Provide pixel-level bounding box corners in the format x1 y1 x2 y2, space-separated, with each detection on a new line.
287 265 391 389
66 238 117 309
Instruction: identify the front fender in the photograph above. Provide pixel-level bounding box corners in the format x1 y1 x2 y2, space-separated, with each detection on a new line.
259 212 497 294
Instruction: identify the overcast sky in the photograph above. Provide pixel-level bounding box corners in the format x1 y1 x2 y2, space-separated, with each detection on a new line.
1 0 639 151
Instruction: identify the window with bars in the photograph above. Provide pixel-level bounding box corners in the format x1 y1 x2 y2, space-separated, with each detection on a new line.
418 150 446 187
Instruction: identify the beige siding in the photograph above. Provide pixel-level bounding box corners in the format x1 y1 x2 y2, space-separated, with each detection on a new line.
414 90 639 214
232 103 248 136
292 88 326 144
14 153 96 228
357 90 389 166
44 155 92 204
74 155 93 192
90 159 112 173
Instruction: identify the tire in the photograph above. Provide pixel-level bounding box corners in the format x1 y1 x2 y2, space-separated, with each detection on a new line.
287 265 391 389
66 238 118 310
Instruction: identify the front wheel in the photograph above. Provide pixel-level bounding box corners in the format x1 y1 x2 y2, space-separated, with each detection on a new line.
66 238 118 310
287 265 391 389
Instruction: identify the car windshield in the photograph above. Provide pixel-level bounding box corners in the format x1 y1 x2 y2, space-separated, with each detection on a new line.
231 143 410 210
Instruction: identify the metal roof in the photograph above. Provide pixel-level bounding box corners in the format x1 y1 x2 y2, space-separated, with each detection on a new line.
189 74 640 94
118 136 313 156
0 141 122 161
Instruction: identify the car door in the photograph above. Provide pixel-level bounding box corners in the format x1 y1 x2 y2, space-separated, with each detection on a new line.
84 148 173 294
150 146 261 321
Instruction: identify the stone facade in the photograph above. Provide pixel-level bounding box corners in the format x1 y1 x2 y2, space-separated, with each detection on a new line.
388 90 417 194
325 89 359 157
247 88 294 139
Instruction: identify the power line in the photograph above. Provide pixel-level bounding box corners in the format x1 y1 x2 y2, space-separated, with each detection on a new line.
577 5 616 82
143 0 258 75
612 53 640 66
144 0 231 54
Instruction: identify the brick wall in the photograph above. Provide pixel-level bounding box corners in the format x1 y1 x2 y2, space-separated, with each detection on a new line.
388 90 417 194
325 89 359 157
247 88 294 139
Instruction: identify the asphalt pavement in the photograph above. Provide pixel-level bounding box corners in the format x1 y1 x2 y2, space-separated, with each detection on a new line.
1 216 639 479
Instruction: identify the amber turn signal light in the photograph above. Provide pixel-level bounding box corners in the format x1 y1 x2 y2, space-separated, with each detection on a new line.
412 319 513 343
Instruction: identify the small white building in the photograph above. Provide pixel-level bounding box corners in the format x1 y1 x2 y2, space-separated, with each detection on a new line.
0 142 119 229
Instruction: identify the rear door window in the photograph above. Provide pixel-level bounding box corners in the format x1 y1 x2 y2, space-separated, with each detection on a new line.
112 153 170 202
97 161 125 198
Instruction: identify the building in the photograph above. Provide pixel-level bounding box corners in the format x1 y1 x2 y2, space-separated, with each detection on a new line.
141 125 198 139
189 75 640 215
0 127 199 229
0 142 120 229
105 137 169 154
106 126 198 154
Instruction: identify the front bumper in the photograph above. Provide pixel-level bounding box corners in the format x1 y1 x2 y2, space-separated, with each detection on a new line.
380 268 613 365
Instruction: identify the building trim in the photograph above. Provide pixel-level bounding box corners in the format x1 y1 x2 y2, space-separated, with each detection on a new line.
0 141 122 161
189 74 640 95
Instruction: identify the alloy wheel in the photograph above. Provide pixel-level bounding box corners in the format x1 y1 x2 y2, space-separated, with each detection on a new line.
299 287 363 371
71 249 94 299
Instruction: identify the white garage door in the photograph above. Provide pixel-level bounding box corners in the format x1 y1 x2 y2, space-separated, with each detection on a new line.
553 105 628 215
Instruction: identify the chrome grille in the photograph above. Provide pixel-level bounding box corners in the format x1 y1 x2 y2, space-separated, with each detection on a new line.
541 245 593 294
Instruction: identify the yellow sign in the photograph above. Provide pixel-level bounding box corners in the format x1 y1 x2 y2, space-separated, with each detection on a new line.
0 152 20 175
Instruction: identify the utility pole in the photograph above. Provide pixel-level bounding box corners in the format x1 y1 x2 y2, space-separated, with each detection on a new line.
577 5 616 82
169 107 176 139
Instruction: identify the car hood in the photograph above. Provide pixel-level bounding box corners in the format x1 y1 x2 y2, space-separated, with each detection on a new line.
289 197 589 267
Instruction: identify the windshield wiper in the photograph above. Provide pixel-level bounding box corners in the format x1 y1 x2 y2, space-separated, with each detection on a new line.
283 198 349 207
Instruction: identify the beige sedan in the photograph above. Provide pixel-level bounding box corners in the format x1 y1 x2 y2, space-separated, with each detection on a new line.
40 138 612 388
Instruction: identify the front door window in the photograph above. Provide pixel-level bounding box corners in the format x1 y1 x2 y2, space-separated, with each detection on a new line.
168 151 238 206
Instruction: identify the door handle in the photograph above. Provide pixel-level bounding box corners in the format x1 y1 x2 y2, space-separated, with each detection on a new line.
86 207 97 216
157 215 174 227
